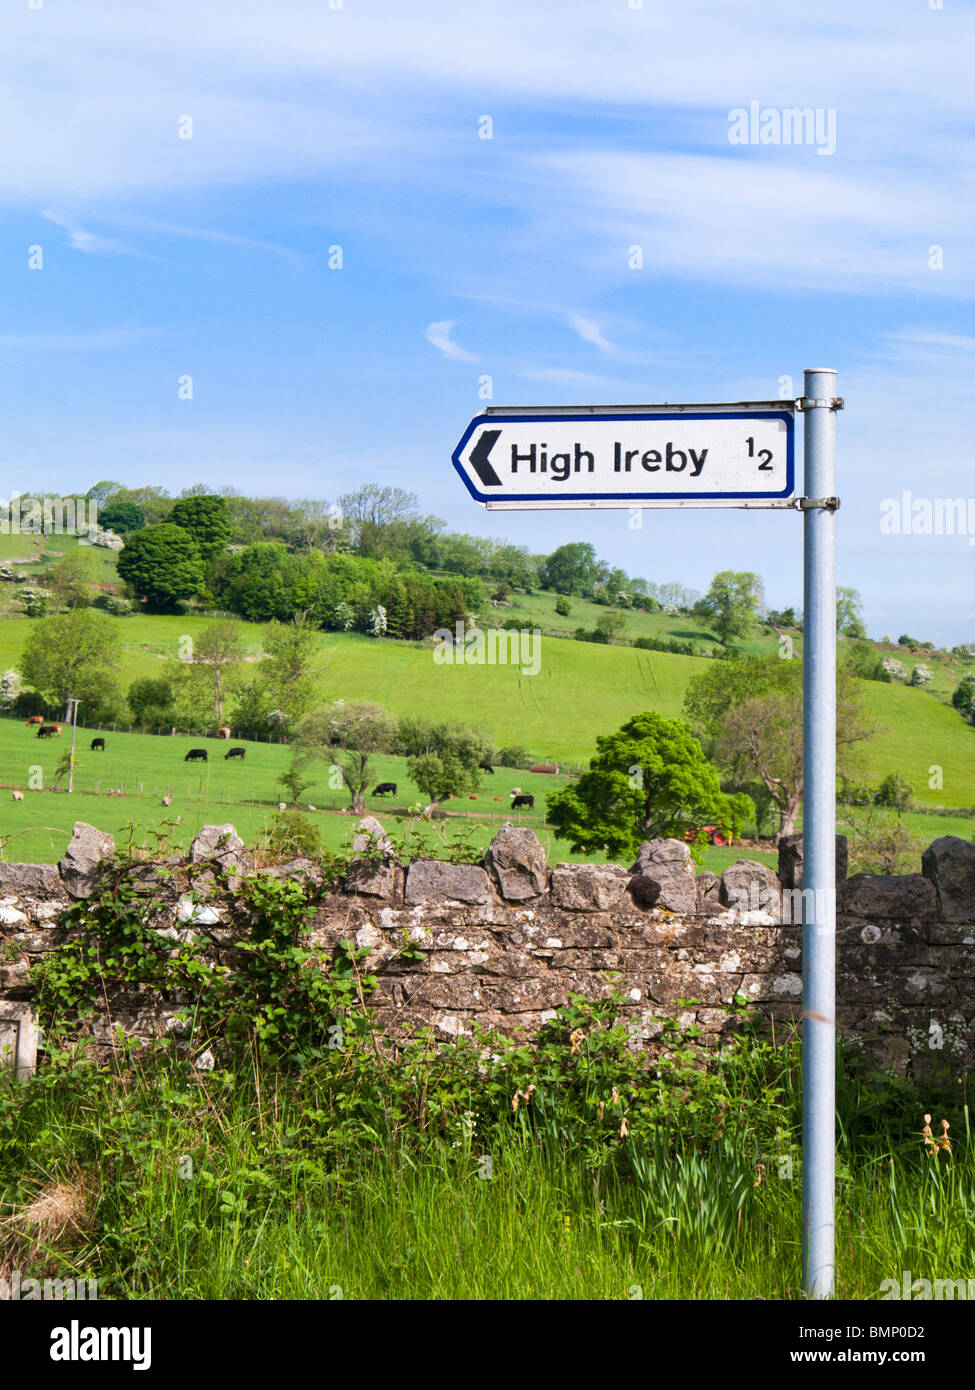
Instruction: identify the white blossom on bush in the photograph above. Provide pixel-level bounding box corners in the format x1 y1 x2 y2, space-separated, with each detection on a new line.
881 657 906 681
0 669 20 708
910 663 933 687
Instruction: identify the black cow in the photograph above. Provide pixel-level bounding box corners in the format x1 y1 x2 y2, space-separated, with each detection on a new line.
510 793 534 811
225 747 246 760
184 748 208 763
479 762 495 774
37 724 58 739
90 737 105 751
372 782 397 796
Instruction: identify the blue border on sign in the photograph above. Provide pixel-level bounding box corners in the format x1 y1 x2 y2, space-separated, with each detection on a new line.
451 410 795 504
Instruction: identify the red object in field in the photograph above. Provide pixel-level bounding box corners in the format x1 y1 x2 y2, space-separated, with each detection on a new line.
530 763 559 774
683 824 729 846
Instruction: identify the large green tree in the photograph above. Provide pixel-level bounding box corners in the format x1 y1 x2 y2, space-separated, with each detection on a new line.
693 570 765 646
99 499 145 534
545 710 747 860
167 494 232 560
684 654 872 836
399 718 492 806
116 524 204 609
21 609 122 718
539 542 601 596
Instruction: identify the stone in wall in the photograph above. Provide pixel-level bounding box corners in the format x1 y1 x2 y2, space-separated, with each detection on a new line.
58 822 115 899
922 837 975 923
629 839 696 913
778 832 849 890
483 823 548 901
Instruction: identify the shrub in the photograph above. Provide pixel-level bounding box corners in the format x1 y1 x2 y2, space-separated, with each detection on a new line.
497 745 528 768
554 597 571 617
266 809 321 859
874 772 914 812
94 594 134 616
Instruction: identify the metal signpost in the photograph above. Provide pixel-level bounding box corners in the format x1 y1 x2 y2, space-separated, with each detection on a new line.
452 369 840 1298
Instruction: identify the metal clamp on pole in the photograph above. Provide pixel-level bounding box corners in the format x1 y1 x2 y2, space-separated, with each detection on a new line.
796 396 844 411
798 496 841 511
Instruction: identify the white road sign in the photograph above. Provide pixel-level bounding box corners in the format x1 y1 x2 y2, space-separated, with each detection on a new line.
452 402 795 508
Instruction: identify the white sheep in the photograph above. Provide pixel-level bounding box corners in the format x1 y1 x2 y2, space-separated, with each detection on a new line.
11 790 23 802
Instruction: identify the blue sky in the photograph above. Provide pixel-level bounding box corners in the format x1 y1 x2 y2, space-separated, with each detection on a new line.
1 0 972 642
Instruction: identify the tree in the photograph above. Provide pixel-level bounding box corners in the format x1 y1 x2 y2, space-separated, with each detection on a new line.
116 524 204 609
596 610 626 644
296 701 397 813
684 654 872 837
99 500 145 534
836 586 866 638
188 622 245 722
693 570 765 646
167 495 232 561
338 484 419 530
952 675 975 724
128 676 177 729
400 719 491 805
46 549 97 612
85 480 122 506
545 710 745 861
20 609 122 718
539 542 600 596
258 618 321 726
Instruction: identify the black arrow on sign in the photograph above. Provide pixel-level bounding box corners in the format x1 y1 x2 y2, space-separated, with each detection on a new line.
468 428 503 487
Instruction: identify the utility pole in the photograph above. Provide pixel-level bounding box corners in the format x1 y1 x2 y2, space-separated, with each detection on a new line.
66 695 81 794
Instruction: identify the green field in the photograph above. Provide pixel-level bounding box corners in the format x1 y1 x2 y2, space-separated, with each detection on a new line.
0 600 972 868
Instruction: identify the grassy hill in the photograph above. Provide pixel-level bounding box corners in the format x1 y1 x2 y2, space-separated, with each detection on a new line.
0 529 970 867
1 610 972 800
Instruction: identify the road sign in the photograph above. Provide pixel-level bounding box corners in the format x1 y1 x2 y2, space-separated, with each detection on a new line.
451 378 841 1300
452 401 794 508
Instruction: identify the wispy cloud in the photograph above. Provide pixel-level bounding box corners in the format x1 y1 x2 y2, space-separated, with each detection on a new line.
518 366 636 392
0 326 158 350
565 314 614 354
42 210 144 257
425 320 478 362
99 214 301 264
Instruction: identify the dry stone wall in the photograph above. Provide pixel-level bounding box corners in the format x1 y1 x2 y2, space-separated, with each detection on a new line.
1 819 973 1079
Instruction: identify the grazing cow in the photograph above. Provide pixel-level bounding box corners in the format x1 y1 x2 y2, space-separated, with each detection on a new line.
24 715 44 727
216 726 231 740
90 737 105 751
479 762 495 774
373 782 397 796
12 790 23 802
511 787 522 796
37 724 59 739
184 748 208 763
225 747 246 760
510 793 534 811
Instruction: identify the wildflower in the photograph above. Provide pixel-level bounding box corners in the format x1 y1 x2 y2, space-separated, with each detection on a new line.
570 1029 585 1054
620 1118 628 1139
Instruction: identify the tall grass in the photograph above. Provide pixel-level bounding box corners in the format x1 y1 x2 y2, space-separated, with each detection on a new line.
1 1025 970 1301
